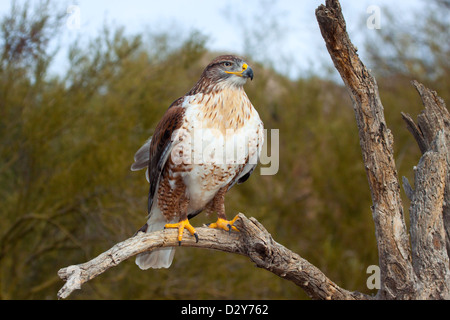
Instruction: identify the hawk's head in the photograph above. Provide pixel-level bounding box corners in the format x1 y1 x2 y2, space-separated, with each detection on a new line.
191 55 254 94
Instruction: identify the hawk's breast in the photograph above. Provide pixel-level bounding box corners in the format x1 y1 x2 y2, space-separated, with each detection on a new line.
170 90 263 212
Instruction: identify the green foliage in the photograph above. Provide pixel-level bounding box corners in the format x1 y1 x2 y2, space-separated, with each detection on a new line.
0 1 447 300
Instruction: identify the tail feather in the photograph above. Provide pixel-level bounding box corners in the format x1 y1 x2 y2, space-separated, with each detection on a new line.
136 247 176 270
135 208 176 270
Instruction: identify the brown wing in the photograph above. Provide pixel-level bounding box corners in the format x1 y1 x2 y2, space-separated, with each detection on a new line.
145 97 186 213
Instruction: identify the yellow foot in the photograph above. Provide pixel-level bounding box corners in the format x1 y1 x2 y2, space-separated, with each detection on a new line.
207 215 240 232
164 219 199 245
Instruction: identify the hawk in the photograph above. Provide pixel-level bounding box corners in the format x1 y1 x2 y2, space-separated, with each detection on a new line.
131 55 264 269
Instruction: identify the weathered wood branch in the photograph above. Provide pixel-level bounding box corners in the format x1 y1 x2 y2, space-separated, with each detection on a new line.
409 131 450 299
316 0 416 299
316 0 450 299
401 81 450 299
57 213 368 300
402 81 450 260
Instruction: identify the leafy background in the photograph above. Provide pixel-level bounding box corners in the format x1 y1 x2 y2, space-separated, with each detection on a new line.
0 0 448 299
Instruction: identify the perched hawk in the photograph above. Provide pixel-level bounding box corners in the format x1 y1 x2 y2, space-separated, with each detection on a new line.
131 55 264 269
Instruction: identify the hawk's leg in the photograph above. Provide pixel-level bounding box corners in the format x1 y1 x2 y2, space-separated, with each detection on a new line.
164 218 199 246
207 186 240 232
164 194 199 245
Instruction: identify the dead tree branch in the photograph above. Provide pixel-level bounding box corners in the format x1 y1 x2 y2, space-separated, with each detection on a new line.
402 81 450 299
57 213 368 300
316 0 416 299
316 0 450 299
402 81 450 261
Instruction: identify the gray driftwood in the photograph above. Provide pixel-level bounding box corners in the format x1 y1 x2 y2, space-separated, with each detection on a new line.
57 0 450 300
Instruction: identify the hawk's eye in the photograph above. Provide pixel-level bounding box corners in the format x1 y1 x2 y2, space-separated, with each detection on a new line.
223 62 232 67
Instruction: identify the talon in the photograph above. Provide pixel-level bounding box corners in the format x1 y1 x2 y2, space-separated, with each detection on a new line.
164 219 198 244
208 215 240 233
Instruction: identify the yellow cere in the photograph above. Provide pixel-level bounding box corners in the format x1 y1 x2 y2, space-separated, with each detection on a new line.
225 63 248 77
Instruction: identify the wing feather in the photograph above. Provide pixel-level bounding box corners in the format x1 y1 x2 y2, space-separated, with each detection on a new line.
131 137 152 182
147 98 186 213
131 97 186 213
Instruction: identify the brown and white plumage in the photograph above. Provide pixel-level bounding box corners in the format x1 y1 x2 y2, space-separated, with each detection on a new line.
131 55 264 269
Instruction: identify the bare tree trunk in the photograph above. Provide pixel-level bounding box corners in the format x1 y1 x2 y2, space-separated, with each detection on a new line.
315 0 450 299
402 81 450 260
402 81 450 299
57 0 450 300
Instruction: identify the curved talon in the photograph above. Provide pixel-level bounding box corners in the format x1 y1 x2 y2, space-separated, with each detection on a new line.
208 215 240 232
164 219 198 244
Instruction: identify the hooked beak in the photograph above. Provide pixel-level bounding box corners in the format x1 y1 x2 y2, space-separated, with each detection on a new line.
225 63 254 81
243 65 254 80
